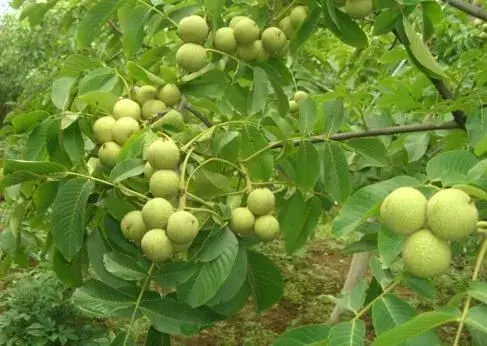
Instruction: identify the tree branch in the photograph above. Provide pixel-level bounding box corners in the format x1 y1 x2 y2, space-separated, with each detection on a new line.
442 0 487 21
392 30 467 127
182 103 213 127
290 121 459 148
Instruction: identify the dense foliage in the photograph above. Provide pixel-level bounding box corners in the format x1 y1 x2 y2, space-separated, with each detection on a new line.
1 0 487 345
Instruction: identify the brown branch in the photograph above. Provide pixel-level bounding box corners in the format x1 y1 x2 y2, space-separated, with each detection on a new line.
441 0 487 21
288 121 460 148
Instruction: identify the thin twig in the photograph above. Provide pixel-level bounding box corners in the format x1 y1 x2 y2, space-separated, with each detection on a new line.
183 103 213 127
442 0 487 21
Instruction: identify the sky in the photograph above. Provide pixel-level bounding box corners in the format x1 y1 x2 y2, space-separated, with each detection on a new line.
0 0 13 16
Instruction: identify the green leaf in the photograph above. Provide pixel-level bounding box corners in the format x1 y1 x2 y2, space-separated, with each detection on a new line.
63 121 85 163
299 98 317 135
87 229 128 288
373 9 401 36
72 279 136 317
402 274 437 300
378 225 405 267
77 91 119 113
60 54 103 77
4 159 67 175
51 77 76 110
261 61 292 116
248 67 269 116
212 131 240 162
331 176 419 237
118 127 155 162
296 141 320 191
372 294 440 345
322 97 345 135
141 296 218 336
208 246 248 306
369 256 392 288
320 140 351 204
452 184 487 201
52 178 95 261
290 2 321 53
469 326 487 346
145 327 171 346
322 3 368 48
326 279 368 314
371 308 460 346
126 61 166 86
189 168 234 199
204 0 225 18
33 181 59 211
279 192 322 254
465 305 487 333
466 108 487 153
118 2 151 57
103 252 150 281
469 282 487 305
328 320 365 346
104 190 137 221
197 229 238 262
404 132 429 163
177 238 238 307
153 261 198 288
25 120 51 160
272 324 330 346
76 0 122 47
400 17 446 79
3 160 67 186
347 138 390 167
247 251 284 313
426 150 478 183
52 248 83 287
240 126 274 182
11 111 50 133
109 159 145 183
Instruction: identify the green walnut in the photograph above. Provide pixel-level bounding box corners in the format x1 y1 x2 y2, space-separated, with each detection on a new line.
149 169 180 198
214 27 238 53
270 40 289 59
172 241 192 253
112 98 141 120
236 41 260 61
255 40 270 63
141 197 174 229
146 139 181 170
98 141 121 168
261 27 287 53
294 90 309 103
230 207 255 235
290 6 308 27
177 15 209 43
144 162 155 180
289 100 299 113
233 17 260 44
158 84 181 107
229 16 246 29
426 188 478 241
142 99 166 120
345 0 373 19
166 211 199 244
92 116 116 144
279 16 295 39
120 210 147 242
153 109 186 131
247 188 275 216
402 229 452 279
112 117 140 145
254 215 280 241
380 187 427 236
141 229 173 262
134 85 157 105
176 43 208 73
